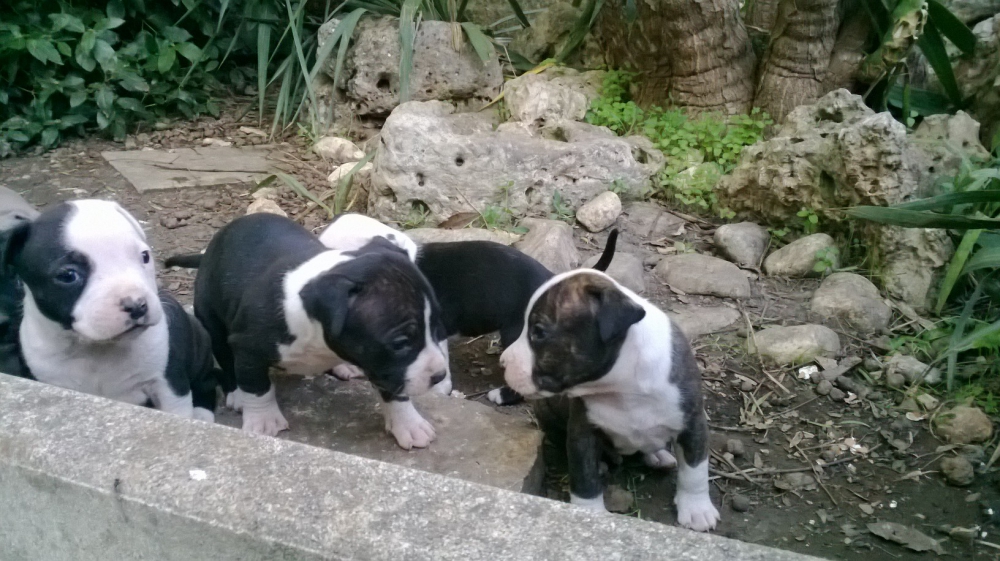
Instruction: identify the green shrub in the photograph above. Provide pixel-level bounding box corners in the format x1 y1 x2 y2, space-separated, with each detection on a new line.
0 0 227 153
585 70 770 217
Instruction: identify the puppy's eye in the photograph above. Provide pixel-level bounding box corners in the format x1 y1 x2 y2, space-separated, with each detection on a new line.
54 268 80 285
390 336 412 353
141 250 150 264
529 324 548 342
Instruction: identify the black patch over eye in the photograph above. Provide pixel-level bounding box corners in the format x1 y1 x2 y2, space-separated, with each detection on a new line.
141 250 150 264
529 324 548 342
390 335 413 353
54 268 81 285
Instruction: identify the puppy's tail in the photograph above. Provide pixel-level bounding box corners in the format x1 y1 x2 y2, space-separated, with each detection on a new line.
591 229 618 272
164 253 203 268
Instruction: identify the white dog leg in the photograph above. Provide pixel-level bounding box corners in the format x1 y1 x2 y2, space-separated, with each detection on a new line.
150 383 195 419
674 450 720 532
383 399 435 449
240 386 289 436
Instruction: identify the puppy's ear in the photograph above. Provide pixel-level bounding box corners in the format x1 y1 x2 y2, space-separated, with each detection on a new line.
590 285 645 342
299 273 360 339
0 221 31 273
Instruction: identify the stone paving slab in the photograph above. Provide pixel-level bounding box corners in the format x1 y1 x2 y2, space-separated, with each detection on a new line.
216 374 543 494
0 375 823 561
102 146 277 192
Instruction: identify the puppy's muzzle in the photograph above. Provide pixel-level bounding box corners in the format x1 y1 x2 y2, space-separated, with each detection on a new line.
120 296 149 321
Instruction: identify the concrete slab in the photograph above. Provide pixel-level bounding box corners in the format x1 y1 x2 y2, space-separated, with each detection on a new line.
101 146 278 192
0 375 822 561
216 374 543 494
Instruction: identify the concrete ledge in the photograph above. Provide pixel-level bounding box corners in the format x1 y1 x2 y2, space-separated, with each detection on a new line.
0 375 820 561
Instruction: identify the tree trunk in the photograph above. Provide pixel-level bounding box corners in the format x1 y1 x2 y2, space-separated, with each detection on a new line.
745 0 782 34
822 1 872 93
753 0 841 121
597 0 756 114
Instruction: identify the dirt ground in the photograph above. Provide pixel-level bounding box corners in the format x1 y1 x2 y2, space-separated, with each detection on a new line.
2 117 996 560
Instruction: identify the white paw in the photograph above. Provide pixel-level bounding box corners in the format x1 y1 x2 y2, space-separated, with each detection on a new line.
331 363 365 380
238 386 289 437
487 388 504 404
675 492 720 532
384 400 436 450
644 449 677 469
570 493 609 513
429 374 452 396
225 389 246 411
192 407 216 423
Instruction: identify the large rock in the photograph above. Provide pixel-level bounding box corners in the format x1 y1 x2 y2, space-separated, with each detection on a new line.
668 305 742 338
506 0 604 68
714 222 770 268
583 252 645 293
939 0 1000 23
720 90 916 222
368 101 658 224
764 234 838 277
314 136 364 165
514 218 579 273
654 253 752 299
811 273 891 332
752 325 841 365
908 112 992 198
621 202 686 239
407 227 521 245
576 191 622 232
934 405 994 444
317 17 502 118
216 374 544 494
876 226 954 309
505 68 603 124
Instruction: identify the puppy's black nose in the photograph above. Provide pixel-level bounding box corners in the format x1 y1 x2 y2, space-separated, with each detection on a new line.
121 297 148 320
430 372 446 386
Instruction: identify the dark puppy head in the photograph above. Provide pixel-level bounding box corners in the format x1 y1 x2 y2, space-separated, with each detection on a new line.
1 200 161 341
501 270 645 398
297 245 447 398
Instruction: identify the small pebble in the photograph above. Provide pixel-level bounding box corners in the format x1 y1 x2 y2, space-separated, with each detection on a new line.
829 387 846 402
863 357 882 371
722 452 735 463
821 449 838 462
731 494 751 512
740 380 755 392
885 372 906 389
726 439 746 457
816 380 833 396
942 456 975 486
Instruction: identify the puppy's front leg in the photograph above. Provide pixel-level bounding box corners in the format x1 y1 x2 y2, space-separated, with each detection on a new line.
567 398 607 513
148 378 195 419
674 410 720 532
428 341 452 396
379 389 435 450
233 353 288 436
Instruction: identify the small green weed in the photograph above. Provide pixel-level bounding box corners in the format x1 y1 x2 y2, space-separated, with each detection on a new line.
796 207 820 234
813 246 839 275
482 181 527 233
585 70 770 217
549 190 575 224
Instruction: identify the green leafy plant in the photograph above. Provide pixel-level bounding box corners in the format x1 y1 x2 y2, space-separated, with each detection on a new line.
797 207 820 234
480 180 527 233
549 190 575 224
0 0 223 152
813 246 840 275
585 70 769 218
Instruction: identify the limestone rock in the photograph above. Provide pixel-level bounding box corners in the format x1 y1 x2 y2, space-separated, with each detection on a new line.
505 68 602 123
621 202 685 239
876 226 954 310
318 17 502 117
909 112 991 198
327 161 373 189
654 254 752 299
934 405 993 444
938 0 1000 23
406 227 522 245
583 252 645 293
714 222 770 268
216 375 543 493
576 191 622 232
810 273 891 332
514 218 579 273
508 1 589 63
246 199 287 217
368 101 658 224
764 234 838 277
941 456 975 486
668 305 742 338
885 353 942 385
720 90 916 222
314 136 364 165
752 324 841 365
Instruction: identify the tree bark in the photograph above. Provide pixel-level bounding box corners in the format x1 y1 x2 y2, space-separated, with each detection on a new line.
753 0 841 121
597 0 756 114
822 3 871 93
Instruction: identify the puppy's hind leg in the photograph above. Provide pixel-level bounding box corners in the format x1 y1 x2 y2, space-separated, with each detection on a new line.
233 353 288 436
673 411 720 532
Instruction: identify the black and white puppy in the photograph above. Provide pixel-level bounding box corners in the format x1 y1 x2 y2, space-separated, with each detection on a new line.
1 200 216 421
501 269 720 532
166 213 448 448
0 187 39 379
